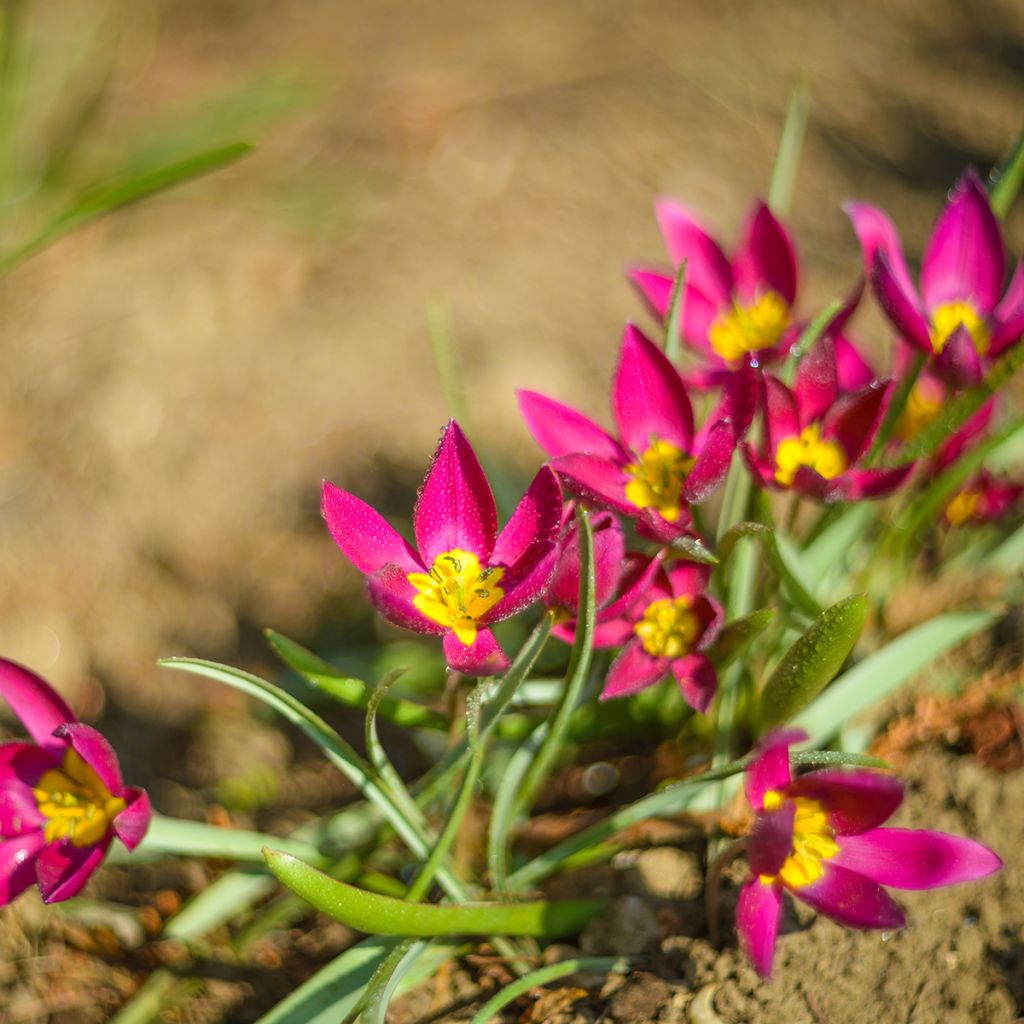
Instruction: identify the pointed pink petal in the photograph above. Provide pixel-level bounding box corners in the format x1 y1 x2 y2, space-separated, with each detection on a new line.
872 252 932 352
654 198 733 305
921 169 1005 313
692 595 724 650
321 483 422 577
991 258 1024 355
0 660 76 753
596 552 666 626
547 511 626 612
682 419 735 504
54 723 123 796
629 266 674 319
0 743 50 837
934 325 984 388
834 334 877 391
414 421 498 564
824 385 886 462
0 832 45 906
680 287 724 357
797 862 906 929
747 801 796 877
795 334 839 425
550 454 634 516
489 541 558 621
834 828 1001 890
670 652 717 712
720 364 760 437
785 769 904 835
744 729 805 810
763 376 800 452
516 391 626 461
367 571 445 635
732 201 798 306
665 562 711 599
742 443 779 490
635 508 695 544
844 201 918 303
113 789 151 851
601 640 667 699
442 629 509 677
613 325 695 454
591 618 637 649
35 834 111 903
831 465 914 502
491 467 562 569
936 399 995 469
736 877 783 978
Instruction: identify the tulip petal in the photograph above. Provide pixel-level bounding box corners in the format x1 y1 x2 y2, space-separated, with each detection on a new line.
0 659 76 753
670 652 717 712
113 788 152 852
834 334 877 391
629 266 673 319
54 723 124 796
934 324 984 388
0 743 50 837
547 512 625 612
654 198 734 305
613 325 695 454
872 252 932 352
825 385 886 462
321 483 422 577
367 571 445 635
834 828 1002 890
35 834 111 903
489 540 558 621
830 465 914 502
0 832 45 906
442 629 509 677
720 363 760 437
736 877 783 978
991 258 1024 356
785 769 904 835
844 201 918 304
550 454 634 516
491 467 562 569
414 421 498 564
748 801 796 877
795 334 838 425
516 390 627 461
921 169 1004 313
797 862 906 930
601 641 667 699
744 729 805 810
732 201 798 306
682 419 735 504
763 376 800 453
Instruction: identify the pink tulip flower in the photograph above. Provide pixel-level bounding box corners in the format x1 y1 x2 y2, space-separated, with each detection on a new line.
0 660 151 905
944 470 1023 526
737 729 1002 977
322 420 562 676
544 506 627 621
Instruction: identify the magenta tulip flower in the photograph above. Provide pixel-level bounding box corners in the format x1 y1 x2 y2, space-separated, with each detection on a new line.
0 660 151 905
737 729 1002 977
744 336 913 502
518 325 734 542
847 169 1024 387
630 198 799 385
945 470 1023 526
544 506 627 621
322 420 562 676
578 554 722 712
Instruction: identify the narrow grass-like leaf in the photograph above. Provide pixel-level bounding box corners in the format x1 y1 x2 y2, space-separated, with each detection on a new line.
266 629 447 730
866 352 925 463
792 610 999 745
990 133 1024 220
362 940 429 1024
426 298 470 429
264 849 604 937
801 503 873 579
716 451 753 542
668 532 718 564
759 594 867 730
768 81 809 217
664 258 688 366
138 815 322 864
781 299 844 385
710 608 776 670
470 957 630 1024
983 520 1024 574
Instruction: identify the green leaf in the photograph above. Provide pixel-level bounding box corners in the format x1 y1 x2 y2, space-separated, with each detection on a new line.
792 610 1000 745
710 608 776 670
263 849 604 938
668 531 718 564
664 258 688 366
768 81 809 217
352 939 425 1024
990 133 1024 220
780 299 845 386
759 594 867 730
137 815 322 865
265 629 447 731
0 142 253 272
983 519 1024 574
866 352 926 463
801 503 873 580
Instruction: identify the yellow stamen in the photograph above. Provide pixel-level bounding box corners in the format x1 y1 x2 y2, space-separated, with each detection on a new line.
758 791 839 889
633 595 701 659
929 300 990 356
408 549 505 647
945 488 982 526
624 438 696 522
774 423 847 487
709 291 792 364
896 378 943 441
33 749 126 847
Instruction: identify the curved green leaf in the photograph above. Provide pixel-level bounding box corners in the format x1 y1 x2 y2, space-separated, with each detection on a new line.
759 594 867 730
264 849 604 937
709 608 776 670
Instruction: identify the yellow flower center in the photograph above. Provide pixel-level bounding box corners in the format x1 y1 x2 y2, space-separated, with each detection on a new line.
709 291 792 364
774 423 847 487
408 549 505 647
624 439 696 522
758 791 839 889
633 595 701 659
945 488 982 526
929 300 990 356
896 378 943 441
34 749 126 847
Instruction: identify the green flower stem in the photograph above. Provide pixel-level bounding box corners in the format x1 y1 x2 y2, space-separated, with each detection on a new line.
865 351 925 465
768 81 809 217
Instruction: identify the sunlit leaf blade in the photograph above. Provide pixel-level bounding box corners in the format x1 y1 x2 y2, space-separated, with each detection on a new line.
791 610 1000 745
264 849 604 937
768 80 809 217
983 520 1024 574
710 608 776 669
138 814 322 864
668 532 718 564
989 132 1024 220
664 258 688 366
801 503 873 579
759 594 867 730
